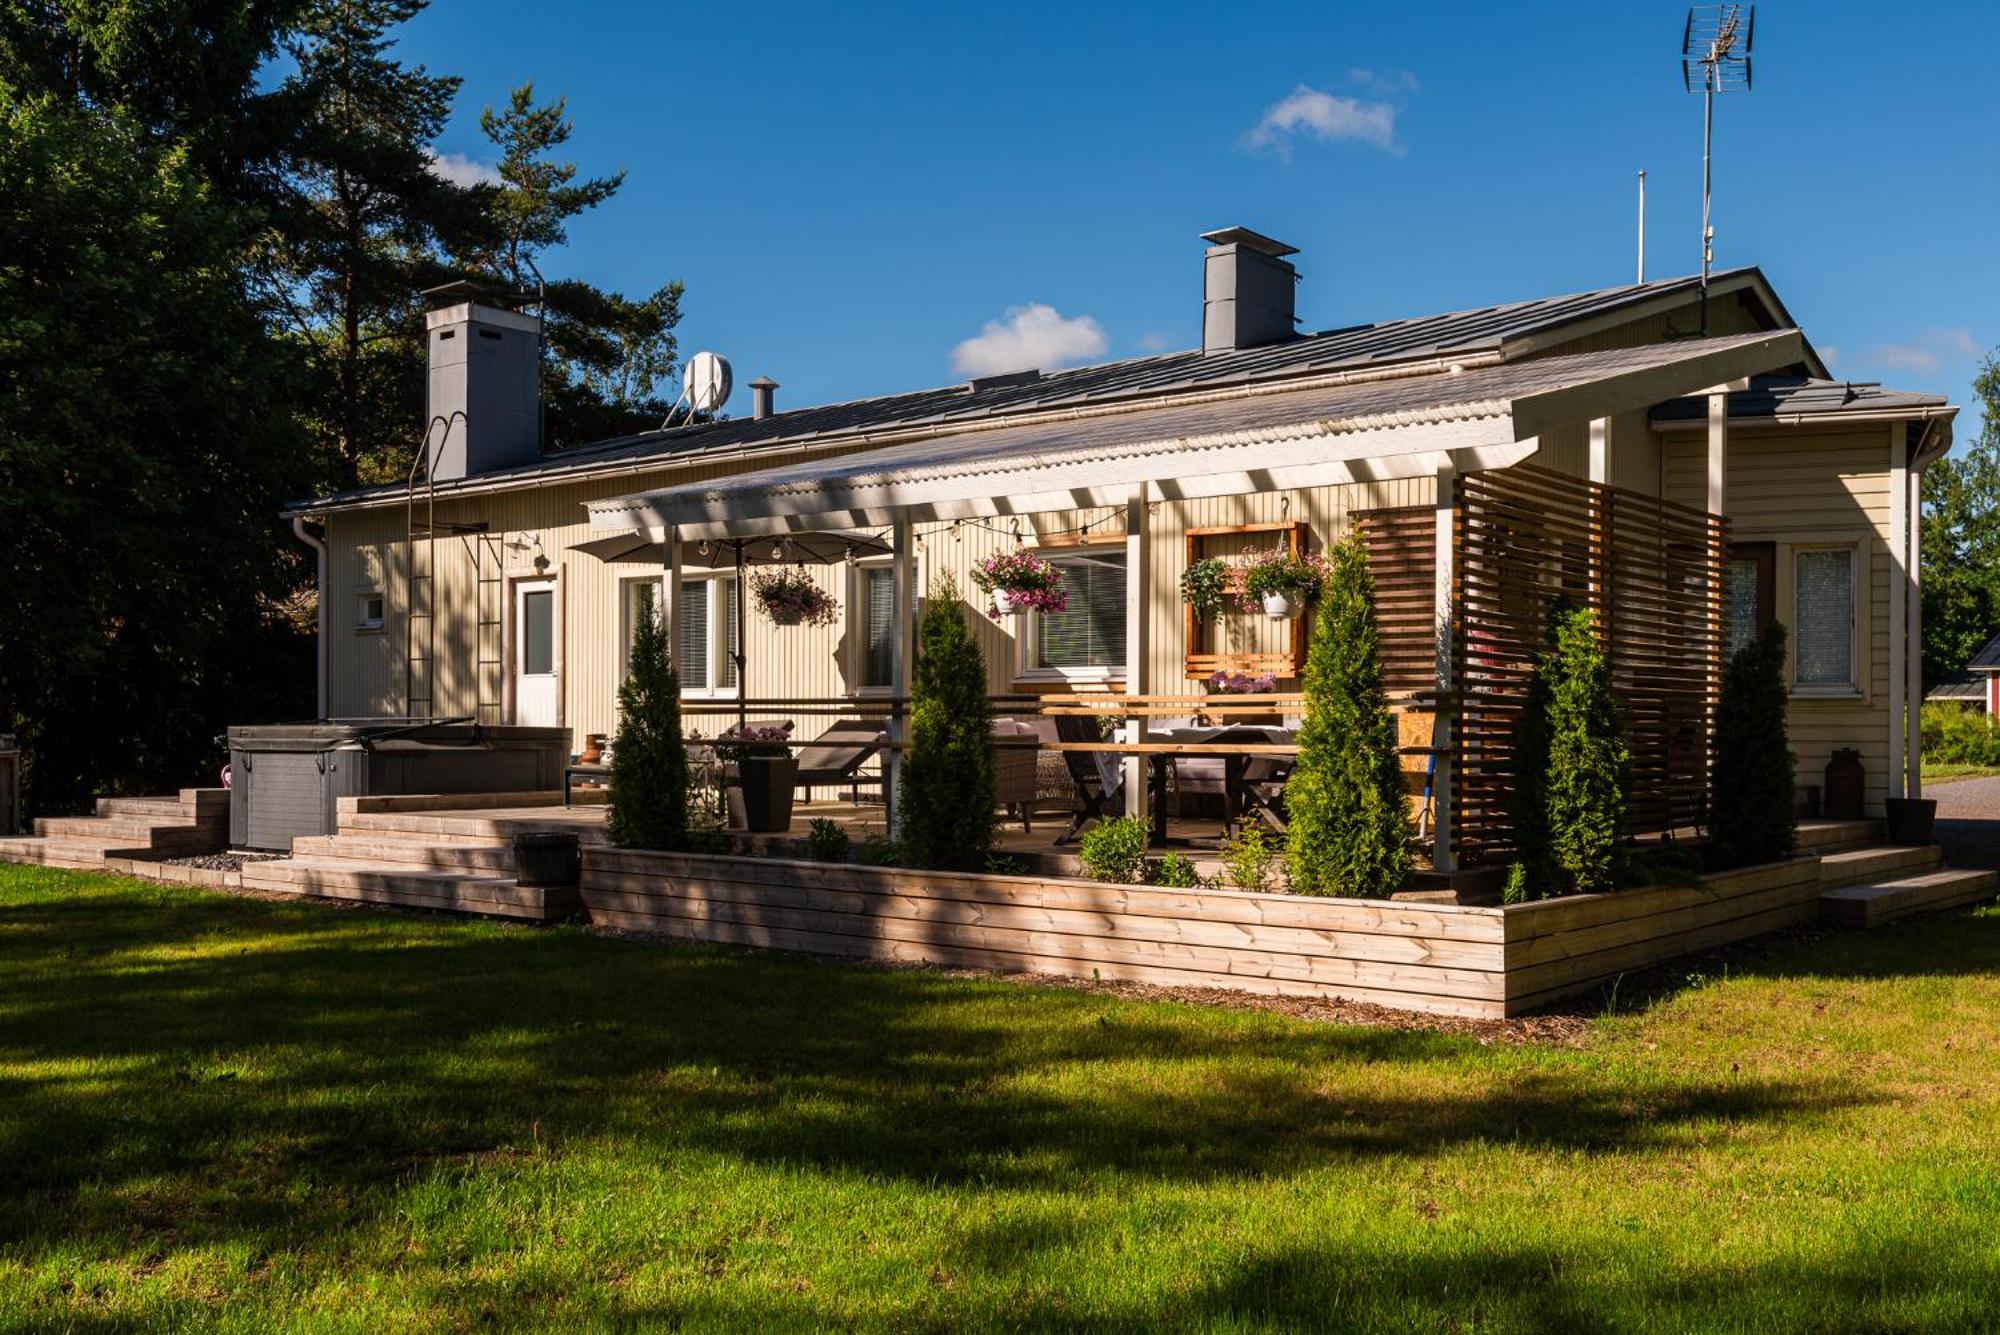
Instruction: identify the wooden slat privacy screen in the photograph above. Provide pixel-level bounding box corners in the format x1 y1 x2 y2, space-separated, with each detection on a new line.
1451 465 1726 867
1354 506 1439 695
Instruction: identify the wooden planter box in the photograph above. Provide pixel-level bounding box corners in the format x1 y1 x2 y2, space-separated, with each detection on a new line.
578 848 1825 1019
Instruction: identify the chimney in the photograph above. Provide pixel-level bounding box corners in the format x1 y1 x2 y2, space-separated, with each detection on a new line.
422 284 541 480
1200 226 1300 354
750 376 779 421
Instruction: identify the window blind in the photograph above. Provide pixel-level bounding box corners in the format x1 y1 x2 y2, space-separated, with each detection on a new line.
863 567 896 687
1037 550 1126 670
722 578 740 689
1794 549 1854 688
679 580 709 689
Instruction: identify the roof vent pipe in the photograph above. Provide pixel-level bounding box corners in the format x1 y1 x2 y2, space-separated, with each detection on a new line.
1200 226 1300 355
750 376 779 421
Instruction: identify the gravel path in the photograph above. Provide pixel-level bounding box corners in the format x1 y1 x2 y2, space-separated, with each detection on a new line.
1928 774 2000 870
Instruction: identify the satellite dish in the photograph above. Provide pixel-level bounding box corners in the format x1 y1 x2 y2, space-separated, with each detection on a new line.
685 351 733 414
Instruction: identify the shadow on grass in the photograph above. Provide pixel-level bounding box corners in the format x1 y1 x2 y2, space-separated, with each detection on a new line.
0 875 1874 1264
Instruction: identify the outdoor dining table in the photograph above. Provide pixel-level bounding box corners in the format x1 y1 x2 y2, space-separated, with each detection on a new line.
1143 724 1296 845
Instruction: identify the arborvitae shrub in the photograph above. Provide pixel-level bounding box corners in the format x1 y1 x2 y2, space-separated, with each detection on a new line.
607 600 690 850
1539 607 1629 895
1709 621 1797 867
899 575 996 870
1282 535 1412 897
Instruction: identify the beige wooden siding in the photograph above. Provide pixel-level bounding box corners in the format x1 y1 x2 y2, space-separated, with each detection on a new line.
1663 422 1898 814
326 473 1435 745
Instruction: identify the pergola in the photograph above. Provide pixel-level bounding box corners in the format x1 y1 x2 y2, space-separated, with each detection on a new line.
583 331 1801 870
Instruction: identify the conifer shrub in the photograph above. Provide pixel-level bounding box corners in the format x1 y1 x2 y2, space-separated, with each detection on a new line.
607 600 690 850
1533 607 1629 895
1709 621 1797 868
899 575 996 870
1282 535 1412 897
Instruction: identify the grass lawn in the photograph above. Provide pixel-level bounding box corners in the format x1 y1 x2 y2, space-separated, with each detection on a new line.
2 867 1998 1332
1920 761 2000 785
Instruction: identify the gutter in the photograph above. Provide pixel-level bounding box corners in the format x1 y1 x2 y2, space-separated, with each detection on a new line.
291 516 329 719
1650 404 1958 433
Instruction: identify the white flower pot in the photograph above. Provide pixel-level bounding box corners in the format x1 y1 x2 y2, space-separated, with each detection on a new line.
1263 592 1299 620
991 587 1020 615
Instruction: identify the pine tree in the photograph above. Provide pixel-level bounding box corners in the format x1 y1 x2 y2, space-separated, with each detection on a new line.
1709 621 1797 868
900 576 996 871
1540 607 1628 894
607 601 689 850
1283 536 1412 897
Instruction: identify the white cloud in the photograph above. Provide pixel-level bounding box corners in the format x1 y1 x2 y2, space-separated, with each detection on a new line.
1137 331 1173 353
951 304 1108 377
1246 84 1401 155
1861 326 1981 375
425 149 501 188
1347 67 1420 92
1819 345 1841 369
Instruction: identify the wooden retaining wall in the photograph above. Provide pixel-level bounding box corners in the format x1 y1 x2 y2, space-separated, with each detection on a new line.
581 849 1827 1019
1500 856 1824 1011
581 849 1511 1019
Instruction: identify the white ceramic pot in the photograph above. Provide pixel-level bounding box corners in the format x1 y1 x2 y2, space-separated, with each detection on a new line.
1263 592 1299 620
991 587 1020 615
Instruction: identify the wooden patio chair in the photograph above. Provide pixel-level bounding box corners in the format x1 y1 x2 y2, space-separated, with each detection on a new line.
792 719 888 803
1052 713 1125 845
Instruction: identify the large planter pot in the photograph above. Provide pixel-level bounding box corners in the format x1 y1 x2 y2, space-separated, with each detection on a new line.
727 753 799 833
1884 797 1938 847
1262 592 1300 620
1824 748 1866 821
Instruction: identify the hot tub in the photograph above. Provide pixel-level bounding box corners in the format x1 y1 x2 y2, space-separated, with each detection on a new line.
226 720 570 851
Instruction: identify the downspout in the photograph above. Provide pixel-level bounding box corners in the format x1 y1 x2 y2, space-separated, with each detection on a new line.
292 516 330 719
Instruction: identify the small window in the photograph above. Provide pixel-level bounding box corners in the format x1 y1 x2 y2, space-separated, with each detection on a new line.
1032 548 1127 673
1793 547 1857 692
521 590 554 675
859 565 897 689
620 578 661 676
679 580 710 691
356 592 385 631
1724 542 1774 661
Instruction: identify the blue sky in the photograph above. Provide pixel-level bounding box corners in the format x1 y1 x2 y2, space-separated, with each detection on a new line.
399 0 1997 433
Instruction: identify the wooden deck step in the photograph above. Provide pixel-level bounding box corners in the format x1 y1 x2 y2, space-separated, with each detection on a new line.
1820 868 1997 928
338 810 610 846
240 857 576 923
95 796 188 819
289 835 522 874
0 836 108 869
1796 819 1887 854
1818 844 1941 889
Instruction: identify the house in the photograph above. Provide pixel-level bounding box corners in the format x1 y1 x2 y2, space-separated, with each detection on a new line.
1932 633 2000 713
284 227 1955 871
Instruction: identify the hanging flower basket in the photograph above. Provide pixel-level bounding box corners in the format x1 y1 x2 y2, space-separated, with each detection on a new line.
970 550 1067 619
749 567 837 627
1179 556 1237 623
1240 549 1328 620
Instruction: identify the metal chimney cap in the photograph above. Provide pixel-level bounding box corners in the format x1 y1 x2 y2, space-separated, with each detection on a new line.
1199 226 1299 258
749 376 780 388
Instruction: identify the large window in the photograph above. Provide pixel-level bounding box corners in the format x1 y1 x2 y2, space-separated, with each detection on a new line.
856 563 897 690
1793 546 1856 692
1030 547 1126 675
620 575 738 695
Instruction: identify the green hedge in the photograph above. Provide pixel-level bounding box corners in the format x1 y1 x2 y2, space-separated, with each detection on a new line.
1922 700 2000 765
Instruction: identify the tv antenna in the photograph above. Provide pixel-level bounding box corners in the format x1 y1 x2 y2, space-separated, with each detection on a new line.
1682 4 1754 335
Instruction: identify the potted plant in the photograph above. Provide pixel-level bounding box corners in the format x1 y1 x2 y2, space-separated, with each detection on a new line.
1180 556 1235 623
1241 549 1327 620
716 721 798 832
1205 668 1282 726
749 567 837 627
970 549 1067 619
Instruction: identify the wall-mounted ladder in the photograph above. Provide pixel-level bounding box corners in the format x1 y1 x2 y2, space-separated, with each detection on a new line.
404 412 506 724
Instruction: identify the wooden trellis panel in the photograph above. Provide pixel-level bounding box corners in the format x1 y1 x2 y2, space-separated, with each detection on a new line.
1355 505 1439 695
1451 465 1725 867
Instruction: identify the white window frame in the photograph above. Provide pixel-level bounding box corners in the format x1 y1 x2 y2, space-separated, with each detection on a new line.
849 557 898 697
355 590 386 633
1013 542 1127 686
1790 543 1860 697
616 572 740 699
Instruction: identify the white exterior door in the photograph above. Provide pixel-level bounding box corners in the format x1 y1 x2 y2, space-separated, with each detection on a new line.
513 579 559 727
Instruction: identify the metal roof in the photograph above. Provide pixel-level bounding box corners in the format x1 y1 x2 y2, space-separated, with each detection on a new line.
1651 374 1949 424
589 331 1802 539
291 266 1796 514
1967 633 2000 673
